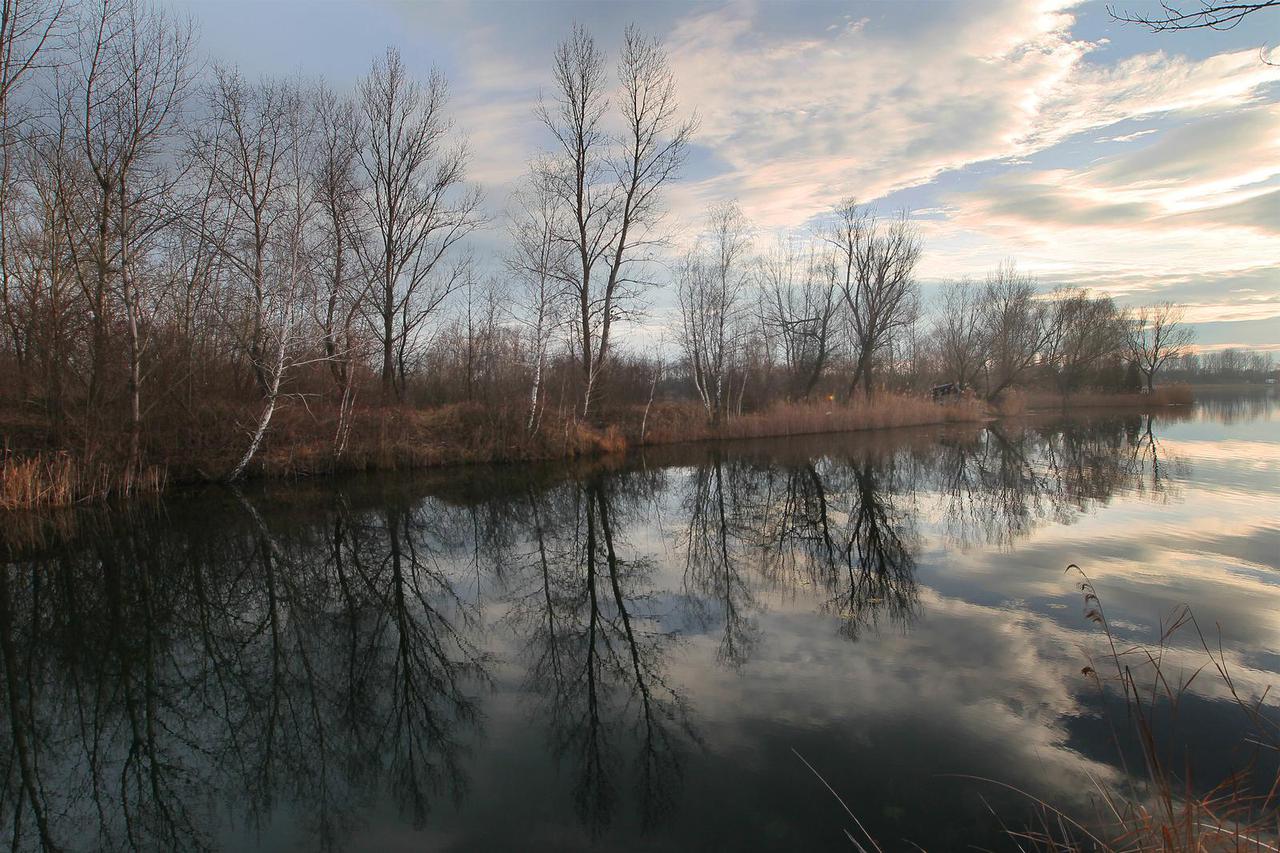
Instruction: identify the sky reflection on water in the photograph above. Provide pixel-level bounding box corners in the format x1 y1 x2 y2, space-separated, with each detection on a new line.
1 394 1276 851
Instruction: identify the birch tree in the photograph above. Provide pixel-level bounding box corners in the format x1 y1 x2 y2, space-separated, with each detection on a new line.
677 200 749 425
195 69 301 395
507 166 569 433
228 87 317 480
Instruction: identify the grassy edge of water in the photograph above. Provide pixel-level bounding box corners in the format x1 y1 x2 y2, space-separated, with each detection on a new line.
1 388 1194 511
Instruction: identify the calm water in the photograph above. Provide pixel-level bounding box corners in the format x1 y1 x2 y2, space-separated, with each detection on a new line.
1 392 1277 851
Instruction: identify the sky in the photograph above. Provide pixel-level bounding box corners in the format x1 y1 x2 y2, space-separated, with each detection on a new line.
171 0 1280 352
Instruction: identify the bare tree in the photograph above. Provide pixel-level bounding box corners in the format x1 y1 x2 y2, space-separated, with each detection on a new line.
355 47 481 401
981 260 1050 402
933 278 988 388
825 199 921 397
1041 287 1124 397
677 200 749 425
312 83 366 454
195 69 303 395
757 237 840 399
58 0 193 473
507 165 569 433
0 0 67 403
536 24 693 419
1125 301 1194 392
227 88 317 480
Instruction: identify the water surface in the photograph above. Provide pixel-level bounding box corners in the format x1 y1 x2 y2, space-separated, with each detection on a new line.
2 393 1277 851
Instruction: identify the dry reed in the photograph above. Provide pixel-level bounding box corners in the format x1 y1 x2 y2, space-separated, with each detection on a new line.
0 449 166 511
993 567 1280 851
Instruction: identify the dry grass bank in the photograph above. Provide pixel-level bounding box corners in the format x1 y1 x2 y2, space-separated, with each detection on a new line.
1 401 633 510
1 449 167 511
3 388 1172 510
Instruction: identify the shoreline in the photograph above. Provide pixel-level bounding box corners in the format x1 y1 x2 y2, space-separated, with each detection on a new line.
1 389 1195 512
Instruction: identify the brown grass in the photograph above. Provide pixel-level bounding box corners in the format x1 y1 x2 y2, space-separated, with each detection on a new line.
0 393 988 509
6 386 1181 510
0 449 166 510
998 567 1280 851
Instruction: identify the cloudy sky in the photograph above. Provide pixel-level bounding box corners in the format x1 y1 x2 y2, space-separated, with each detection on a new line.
174 0 1280 351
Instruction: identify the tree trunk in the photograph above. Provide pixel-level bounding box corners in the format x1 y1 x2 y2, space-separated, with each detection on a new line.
229 329 288 481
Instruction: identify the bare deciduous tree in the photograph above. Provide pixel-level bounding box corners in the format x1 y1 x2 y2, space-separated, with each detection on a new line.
1110 0 1279 30
312 83 367 454
825 199 920 397
195 69 303 395
59 0 193 472
226 82 318 480
757 238 840 400
1125 301 1194 392
677 200 749 424
536 24 693 419
507 165 570 433
0 0 67 405
355 47 481 400
1041 287 1125 397
981 260 1050 402
933 278 988 388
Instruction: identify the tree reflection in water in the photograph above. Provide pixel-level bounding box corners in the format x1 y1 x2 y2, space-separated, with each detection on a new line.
0 414 1189 850
508 474 693 835
681 451 920 642
0 490 489 851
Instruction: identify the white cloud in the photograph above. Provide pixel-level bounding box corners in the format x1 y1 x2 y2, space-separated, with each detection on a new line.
659 0 1280 230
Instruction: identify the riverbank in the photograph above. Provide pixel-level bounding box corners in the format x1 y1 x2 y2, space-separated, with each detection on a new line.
0 387 1192 510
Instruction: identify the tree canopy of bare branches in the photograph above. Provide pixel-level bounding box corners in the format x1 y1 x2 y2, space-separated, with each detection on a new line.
356 47 482 400
677 200 750 424
825 199 921 397
535 24 694 418
1126 301 1195 392
1110 0 1280 30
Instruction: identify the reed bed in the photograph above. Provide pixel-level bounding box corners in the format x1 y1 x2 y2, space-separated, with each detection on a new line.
0 449 166 510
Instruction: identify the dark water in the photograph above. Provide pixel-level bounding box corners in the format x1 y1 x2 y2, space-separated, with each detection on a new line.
1 393 1277 851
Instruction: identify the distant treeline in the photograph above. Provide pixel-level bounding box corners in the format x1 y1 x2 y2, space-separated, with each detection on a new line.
0 4 1206 492
1161 349 1277 384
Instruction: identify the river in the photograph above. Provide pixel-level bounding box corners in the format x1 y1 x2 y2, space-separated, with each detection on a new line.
1 391 1276 851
